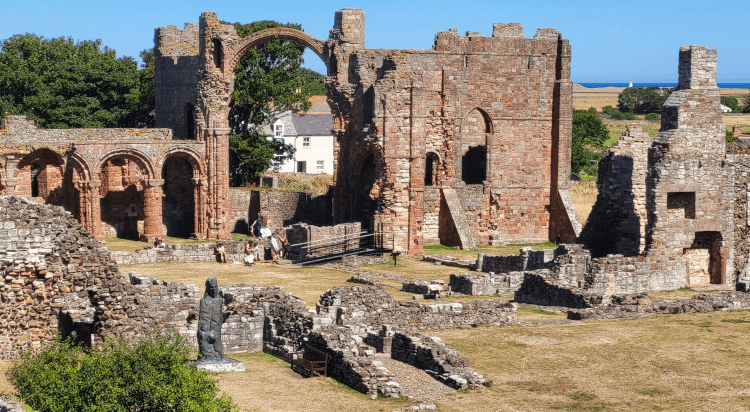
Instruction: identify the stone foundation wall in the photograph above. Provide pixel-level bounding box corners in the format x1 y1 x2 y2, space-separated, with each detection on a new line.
478 248 556 273
390 332 492 390
317 286 517 332
110 239 260 265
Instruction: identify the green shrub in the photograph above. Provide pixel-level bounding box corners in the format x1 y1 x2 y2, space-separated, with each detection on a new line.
644 113 660 121
8 330 237 412
602 106 635 120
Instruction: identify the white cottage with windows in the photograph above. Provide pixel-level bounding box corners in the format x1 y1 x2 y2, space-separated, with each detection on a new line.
264 97 334 175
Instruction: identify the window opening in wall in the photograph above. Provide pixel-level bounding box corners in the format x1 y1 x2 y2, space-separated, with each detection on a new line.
316 160 324 172
461 108 490 185
667 192 696 219
186 105 195 140
297 161 307 173
275 124 283 137
425 152 439 186
303 137 310 148
30 163 40 197
463 55 467 68
212 39 223 71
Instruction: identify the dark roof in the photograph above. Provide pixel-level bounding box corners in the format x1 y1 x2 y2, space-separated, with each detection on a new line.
291 113 333 136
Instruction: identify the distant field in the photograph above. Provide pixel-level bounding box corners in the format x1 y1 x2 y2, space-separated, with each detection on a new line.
573 85 748 112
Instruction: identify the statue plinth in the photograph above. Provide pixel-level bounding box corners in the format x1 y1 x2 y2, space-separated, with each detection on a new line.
195 357 246 373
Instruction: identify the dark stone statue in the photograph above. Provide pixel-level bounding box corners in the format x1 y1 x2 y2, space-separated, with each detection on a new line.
198 277 224 361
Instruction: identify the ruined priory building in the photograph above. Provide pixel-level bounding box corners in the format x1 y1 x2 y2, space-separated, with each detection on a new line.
582 46 745 290
155 9 581 255
0 9 580 254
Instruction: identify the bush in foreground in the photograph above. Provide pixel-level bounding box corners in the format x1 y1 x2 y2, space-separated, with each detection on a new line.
7 331 237 412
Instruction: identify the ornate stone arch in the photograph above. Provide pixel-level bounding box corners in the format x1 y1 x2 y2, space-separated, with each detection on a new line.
95 149 155 180
155 147 207 179
457 107 493 184
225 28 327 75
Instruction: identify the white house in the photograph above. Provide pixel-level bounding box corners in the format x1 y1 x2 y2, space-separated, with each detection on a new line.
264 96 334 175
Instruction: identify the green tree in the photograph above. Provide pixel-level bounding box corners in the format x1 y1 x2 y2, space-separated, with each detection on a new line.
299 68 327 95
721 96 741 113
572 110 609 176
618 86 673 114
8 331 237 412
0 34 151 128
226 20 326 184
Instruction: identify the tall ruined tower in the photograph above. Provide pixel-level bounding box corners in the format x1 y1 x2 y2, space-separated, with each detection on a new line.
645 45 733 287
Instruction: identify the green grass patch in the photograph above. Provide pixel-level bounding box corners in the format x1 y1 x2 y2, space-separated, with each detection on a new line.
569 392 597 401
520 307 559 316
721 318 750 324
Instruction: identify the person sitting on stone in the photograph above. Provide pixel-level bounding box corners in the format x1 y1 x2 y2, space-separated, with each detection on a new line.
244 241 255 266
214 242 227 263
158 239 166 248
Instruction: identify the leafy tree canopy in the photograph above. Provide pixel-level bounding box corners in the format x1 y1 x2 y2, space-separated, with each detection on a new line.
226 20 326 185
0 34 153 128
617 86 673 114
572 110 609 176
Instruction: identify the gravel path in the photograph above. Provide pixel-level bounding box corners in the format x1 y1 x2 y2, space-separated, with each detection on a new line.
374 354 455 401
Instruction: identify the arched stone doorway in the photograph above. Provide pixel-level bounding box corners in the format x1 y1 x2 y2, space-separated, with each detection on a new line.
161 154 197 238
98 153 156 241
16 149 65 204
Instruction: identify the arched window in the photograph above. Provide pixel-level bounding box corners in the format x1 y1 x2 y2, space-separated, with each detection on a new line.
425 152 440 186
461 109 491 184
30 163 40 197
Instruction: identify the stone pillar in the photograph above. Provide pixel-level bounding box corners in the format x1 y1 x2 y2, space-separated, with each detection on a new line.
88 180 104 241
191 178 207 239
142 179 165 243
206 128 230 240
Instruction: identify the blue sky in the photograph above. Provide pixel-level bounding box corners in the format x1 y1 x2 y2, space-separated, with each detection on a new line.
1 0 748 82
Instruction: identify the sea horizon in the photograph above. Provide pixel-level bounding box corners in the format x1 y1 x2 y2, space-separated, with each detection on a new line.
578 82 750 89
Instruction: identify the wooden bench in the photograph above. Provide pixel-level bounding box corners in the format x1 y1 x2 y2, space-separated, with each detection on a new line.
290 345 330 378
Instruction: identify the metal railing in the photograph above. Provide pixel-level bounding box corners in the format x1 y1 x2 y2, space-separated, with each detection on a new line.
288 231 394 265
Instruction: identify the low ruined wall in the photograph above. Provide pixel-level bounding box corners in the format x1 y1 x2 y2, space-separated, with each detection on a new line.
110 239 263 265
569 291 750 320
306 327 402 397
317 286 517 332
450 272 524 296
390 332 492 390
478 248 555 273
423 254 476 270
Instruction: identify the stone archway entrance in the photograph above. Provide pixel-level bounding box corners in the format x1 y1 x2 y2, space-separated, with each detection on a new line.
162 154 198 238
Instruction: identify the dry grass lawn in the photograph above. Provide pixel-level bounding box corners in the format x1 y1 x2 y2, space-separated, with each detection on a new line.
421 243 556 261
120 261 353 306
571 181 597 225
5 311 747 411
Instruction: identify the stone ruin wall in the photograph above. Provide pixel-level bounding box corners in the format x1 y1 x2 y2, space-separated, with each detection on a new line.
580 126 651 257
0 115 212 243
328 17 579 254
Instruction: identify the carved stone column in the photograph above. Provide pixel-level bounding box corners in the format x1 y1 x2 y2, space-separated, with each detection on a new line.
141 179 165 243
191 178 207 239
88 180 104 241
